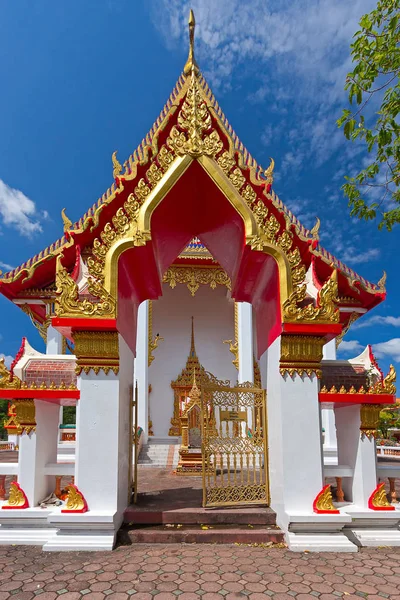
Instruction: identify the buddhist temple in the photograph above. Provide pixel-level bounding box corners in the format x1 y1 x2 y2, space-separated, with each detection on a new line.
0 11 398 552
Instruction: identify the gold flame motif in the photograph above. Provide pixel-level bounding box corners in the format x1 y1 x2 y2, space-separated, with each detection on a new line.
6 482 28 507
315 485 337 512
370 482 391 508
64 485 86 511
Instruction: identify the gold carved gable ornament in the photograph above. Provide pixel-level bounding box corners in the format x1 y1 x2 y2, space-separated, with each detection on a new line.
53 63 340 328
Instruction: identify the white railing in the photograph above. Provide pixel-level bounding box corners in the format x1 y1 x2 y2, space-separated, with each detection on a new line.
377 446 400 458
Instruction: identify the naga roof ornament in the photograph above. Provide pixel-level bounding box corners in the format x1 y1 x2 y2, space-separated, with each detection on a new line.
61 208 73 233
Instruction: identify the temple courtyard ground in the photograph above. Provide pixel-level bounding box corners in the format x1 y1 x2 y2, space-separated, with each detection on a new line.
2 457 400 598
1 544 400 600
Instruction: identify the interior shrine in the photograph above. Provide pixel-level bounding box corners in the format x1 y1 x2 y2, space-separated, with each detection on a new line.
0 12 398 552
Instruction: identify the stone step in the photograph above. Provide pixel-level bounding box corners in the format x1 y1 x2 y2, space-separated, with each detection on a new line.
124 505 277 526
118 524 284 545
138 443 179 467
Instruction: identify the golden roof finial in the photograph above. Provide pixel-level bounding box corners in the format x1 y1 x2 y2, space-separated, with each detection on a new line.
264 157 274 185
61 208 73 233
378 270 387 292
183 9 199 76
310 217 321 241
112 150 122 179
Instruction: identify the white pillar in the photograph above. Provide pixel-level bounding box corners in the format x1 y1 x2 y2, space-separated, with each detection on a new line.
135 301 149 442
267 337 324 524
17 400 59 507
335 405 377 507
323 339 337 360
238 302 253 384
322 339 338 454
47 325 63 355
75 335 133 514
321 407 338 452
259 348 268 389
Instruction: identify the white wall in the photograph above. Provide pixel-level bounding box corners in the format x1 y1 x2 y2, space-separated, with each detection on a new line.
149 283 238 437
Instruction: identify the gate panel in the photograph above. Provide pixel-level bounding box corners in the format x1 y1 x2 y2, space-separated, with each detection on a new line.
201 385 269 508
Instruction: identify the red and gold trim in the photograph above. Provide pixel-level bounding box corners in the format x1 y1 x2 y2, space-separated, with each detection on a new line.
2 482 29 510
61 484 88 513
313 485 340 514
368 483 395 511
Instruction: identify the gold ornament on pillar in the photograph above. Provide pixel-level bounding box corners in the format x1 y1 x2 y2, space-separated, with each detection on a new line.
61 484 88 513
148 301 164 367
73 330 119 375
1 482 29 510
280 335 325 379
223 303 239 371
368 482 394 511
360 404 382 439
313 484 339 514
3 399 36 435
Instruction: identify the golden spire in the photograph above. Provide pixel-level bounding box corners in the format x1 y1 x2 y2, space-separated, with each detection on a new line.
190 316 197 357
310 217 321 241
378 270 387 292
183 9 199 76
189 368 201 400
61 208 73 233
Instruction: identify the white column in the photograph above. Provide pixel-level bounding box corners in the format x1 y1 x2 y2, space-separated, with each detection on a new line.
259 348 268 389
135 301 149 442
322 339 338 454
321 408 338 452
17 400 59 507
335 405 377 507
47 325 63 355
323 339 337 360
75 335 133 514
267 337 324 524
238 302 253 384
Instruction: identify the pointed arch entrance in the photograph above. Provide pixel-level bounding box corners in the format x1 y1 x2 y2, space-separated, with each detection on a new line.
102 158 292 358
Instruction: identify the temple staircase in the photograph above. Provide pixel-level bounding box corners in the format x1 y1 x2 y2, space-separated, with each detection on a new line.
120 504 284 545
137 437 180 469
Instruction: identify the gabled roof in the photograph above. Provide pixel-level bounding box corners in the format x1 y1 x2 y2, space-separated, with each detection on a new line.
0 13 386 327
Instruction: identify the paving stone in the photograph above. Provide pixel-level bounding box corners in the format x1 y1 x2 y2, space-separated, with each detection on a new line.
0 544 398 599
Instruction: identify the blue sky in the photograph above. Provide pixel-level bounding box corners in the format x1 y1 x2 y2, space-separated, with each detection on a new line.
0 0 399 376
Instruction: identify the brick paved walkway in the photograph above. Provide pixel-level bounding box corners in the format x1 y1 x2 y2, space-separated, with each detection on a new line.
1 544 400 600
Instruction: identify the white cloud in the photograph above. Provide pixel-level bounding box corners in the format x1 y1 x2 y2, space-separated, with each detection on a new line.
0 353 13 369
340 247 380 265
373 339 400 363
151 0 376 93
338 340 363 354
354 315 400 330
0 179 43 237
0 260 15 272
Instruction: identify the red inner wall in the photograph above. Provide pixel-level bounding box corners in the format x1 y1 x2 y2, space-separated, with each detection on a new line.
116 161 281 357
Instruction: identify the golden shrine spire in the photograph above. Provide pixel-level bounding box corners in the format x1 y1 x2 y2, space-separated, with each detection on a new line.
190 316 197 357
184 9 199 76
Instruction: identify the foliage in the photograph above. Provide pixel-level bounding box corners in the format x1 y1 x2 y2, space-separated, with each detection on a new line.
63 406 76 425
0 400 8 440
338 0 400 230
378 408 400 438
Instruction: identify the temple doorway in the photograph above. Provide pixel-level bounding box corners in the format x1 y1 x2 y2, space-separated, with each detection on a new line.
132 275 269 510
